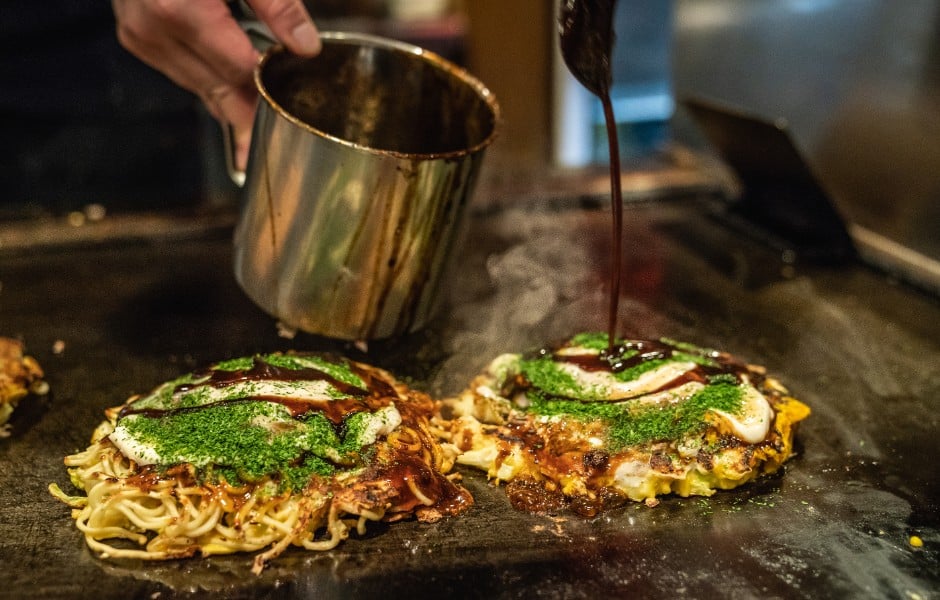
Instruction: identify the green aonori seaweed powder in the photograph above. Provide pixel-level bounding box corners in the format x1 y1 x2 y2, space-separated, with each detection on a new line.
516 334 748 448
108 353 399 490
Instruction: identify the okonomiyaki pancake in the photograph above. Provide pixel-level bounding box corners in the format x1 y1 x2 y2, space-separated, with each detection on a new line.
51 352 471 573
440 333 810 516
0 337 46 436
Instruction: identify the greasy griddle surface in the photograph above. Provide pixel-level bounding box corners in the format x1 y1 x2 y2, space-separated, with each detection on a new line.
1 198 937 598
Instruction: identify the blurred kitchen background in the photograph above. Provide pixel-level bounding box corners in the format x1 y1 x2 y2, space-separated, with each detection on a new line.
1 0 938 290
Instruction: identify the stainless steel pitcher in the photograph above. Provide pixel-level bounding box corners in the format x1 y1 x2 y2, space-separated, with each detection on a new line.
231 32 499 340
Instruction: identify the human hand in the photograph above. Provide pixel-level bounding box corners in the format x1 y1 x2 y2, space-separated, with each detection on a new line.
112 0 322 171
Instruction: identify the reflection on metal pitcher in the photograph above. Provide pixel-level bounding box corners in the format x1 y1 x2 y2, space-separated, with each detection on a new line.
232 32 499 340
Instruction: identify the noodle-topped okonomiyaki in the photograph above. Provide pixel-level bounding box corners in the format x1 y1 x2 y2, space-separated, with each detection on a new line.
50 353 472 573
0 336 46 436
439 333 810 516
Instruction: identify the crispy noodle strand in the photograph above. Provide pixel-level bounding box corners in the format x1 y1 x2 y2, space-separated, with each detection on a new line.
59 433 379 575
55 415 464 574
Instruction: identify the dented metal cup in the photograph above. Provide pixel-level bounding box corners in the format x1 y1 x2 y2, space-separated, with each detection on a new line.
231 32 499 340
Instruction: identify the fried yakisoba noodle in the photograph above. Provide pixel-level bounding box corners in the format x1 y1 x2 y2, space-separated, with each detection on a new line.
50 353 471 573
0 337 47 436
439 333 810 516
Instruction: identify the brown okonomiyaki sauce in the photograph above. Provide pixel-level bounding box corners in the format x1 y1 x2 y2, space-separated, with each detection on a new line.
602 93 624 354
498 417 632 517
380 452 474 518
120 354 397 424
559 0 622 354
120 354 470 519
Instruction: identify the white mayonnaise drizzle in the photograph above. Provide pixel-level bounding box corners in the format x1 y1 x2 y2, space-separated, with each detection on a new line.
109 422 165 465
554 351 774 444
711 384 774 444
176 379 341 405
354 404 402 447
555 360 698 400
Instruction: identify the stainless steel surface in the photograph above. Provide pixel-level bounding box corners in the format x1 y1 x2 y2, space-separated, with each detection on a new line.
1 194 938 598
672 0 940 285
233 32 498 340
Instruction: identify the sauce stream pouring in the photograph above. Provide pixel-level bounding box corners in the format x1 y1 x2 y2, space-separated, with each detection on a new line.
558 0 623 354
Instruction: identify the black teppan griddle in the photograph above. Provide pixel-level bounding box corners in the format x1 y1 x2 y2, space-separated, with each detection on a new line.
1 195 937 598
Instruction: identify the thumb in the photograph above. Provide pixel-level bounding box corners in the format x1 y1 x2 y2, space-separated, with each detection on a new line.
249 0 321 55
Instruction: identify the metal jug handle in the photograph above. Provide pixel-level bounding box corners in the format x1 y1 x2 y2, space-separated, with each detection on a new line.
224 3 277 187
222 120 247 187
